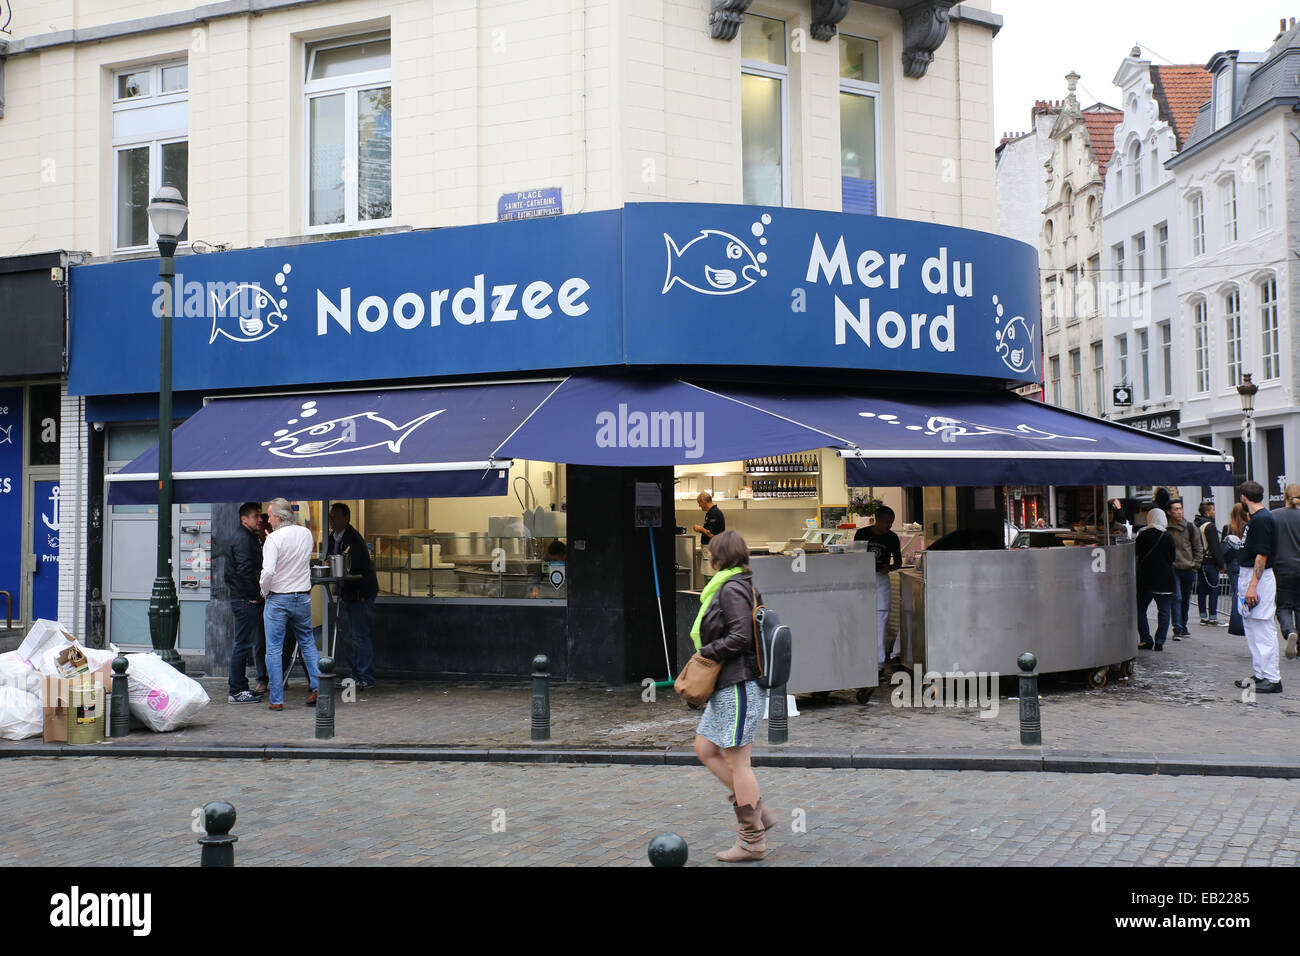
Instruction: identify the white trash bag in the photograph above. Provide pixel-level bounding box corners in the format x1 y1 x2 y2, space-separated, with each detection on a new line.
125 652 210 732
0 686 43 740
0 651 42 696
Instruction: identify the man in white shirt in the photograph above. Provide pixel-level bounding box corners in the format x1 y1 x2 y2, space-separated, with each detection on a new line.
260 497 320 710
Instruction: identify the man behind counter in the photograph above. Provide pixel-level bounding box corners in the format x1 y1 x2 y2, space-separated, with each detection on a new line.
854 506 903 673
694 492 725 543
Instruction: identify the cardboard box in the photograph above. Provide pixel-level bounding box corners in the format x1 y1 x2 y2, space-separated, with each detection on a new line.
17 619 74 663
42 676 70 743
54 645 89 679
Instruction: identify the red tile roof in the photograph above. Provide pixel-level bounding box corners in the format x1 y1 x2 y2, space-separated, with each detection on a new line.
1080 104 1124 176
1151 65 1213 148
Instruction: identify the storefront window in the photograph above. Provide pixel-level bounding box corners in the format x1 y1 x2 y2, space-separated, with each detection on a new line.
346 460 566 601
740 15 787 207
305 35 392 230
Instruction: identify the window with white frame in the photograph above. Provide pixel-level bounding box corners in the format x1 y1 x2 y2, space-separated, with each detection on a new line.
1256 157 1273 229
1224 288 1242 387
1070 348 1082 411
1138 329 1150 401
304 34 392 231
1087 254 1100 313
1045 276 1058 328
1156 221 1168 278
1150 145 1160 188
1221 177 1238 243
1116 334 1129 388
839 34 881 215
1129 141 1141 196
1193 299 1210 393
1050 356 1062 407
1092 341 1104 409
1189 193 1205 257
741 15 788 207
1133 233 1146 286
112 61 189 250
1260 275 1279 380
1213 68 1231 129
1160 321 1172 396
1112 242 1125 306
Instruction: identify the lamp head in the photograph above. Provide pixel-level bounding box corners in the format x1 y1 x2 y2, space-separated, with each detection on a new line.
147 185 189 245
1237 373 1258 414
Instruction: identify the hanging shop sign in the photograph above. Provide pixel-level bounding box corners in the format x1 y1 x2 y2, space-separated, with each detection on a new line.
68 203 1040 397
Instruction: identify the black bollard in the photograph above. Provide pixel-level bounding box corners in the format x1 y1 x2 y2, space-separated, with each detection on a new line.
198 800 238 867
531 654 550 741
768 685 788 744
110 654 130 739
648 832 688 867
1017 652 1041 746
315 656 335 740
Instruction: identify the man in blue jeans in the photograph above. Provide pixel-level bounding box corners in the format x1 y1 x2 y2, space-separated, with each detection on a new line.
259 498 320 710
1167 499 1204 639
326 503 380 691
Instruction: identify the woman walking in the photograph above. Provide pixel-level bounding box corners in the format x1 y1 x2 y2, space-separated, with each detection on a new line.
1135 508 1176 650
1223 503 1248 634
690 530 772 862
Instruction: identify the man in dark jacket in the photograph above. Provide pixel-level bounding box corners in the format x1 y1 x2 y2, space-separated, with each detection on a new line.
1167 499 1204 639
1194 501 1227 626
326 503 380 690
227 502 267 702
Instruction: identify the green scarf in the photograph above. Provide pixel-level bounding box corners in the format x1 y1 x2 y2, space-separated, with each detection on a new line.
690 567 745 650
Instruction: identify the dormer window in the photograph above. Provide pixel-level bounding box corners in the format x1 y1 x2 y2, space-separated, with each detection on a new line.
1213 67 1232 129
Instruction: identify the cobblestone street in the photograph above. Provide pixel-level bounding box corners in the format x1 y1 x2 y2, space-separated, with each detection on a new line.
3 757 1298 866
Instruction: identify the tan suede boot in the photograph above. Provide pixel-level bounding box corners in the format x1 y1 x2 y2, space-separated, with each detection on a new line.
728 793 776 831
716 803 768 862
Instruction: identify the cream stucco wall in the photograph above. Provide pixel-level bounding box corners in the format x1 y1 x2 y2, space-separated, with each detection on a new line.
1 0 998 258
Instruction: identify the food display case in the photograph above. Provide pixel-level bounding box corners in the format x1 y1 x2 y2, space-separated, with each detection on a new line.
368 533 566 600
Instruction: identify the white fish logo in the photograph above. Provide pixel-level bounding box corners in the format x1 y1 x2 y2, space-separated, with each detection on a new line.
209 263 293 344
261 402 445 458
662 215 772 296
857 410 1094 443
992 294 1035 375
0 425 10 445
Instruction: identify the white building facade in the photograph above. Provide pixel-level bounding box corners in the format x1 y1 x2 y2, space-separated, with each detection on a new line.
1101 51 1209 459
1038 73 1121 418
1168 22 1300 511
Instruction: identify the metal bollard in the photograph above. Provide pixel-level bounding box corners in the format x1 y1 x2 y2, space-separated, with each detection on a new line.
648 832 688 867
110 654 130 739
315 656 335 740
531 654 550 741
198 800 238 867
767 685 788 744
1017 652 1041 746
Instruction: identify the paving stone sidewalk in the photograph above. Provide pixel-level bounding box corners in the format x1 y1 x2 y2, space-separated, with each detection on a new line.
2 757 1296 866
4 617 1297 762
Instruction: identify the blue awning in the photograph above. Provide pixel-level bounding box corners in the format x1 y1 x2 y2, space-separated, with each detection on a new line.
105 381 559 504
493 374 847 466
714 385 1234 487
107 376 1235 504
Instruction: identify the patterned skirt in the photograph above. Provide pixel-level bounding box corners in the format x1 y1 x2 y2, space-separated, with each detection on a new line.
696 679 764 749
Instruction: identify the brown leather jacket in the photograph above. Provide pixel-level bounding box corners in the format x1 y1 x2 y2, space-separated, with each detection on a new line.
698 572 762 688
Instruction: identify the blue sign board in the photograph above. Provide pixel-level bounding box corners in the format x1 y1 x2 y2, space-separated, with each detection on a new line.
68 203 1040 397
32 480 60 621
498 187 563 221
0 389 22 610
623 203 1041 383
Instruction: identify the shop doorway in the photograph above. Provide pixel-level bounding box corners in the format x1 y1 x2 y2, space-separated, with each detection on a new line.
25 470 60 626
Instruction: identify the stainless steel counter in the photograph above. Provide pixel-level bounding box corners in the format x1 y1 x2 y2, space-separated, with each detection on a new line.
899 544 1137 676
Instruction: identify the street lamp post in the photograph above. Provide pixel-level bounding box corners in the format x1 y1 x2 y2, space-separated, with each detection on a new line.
146 185 189 673
1237 372 1258 485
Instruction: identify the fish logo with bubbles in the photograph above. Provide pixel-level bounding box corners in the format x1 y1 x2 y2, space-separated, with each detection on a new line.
261 400 446 459
208 262 292 344
661 214 772 296
992 294 1035 375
